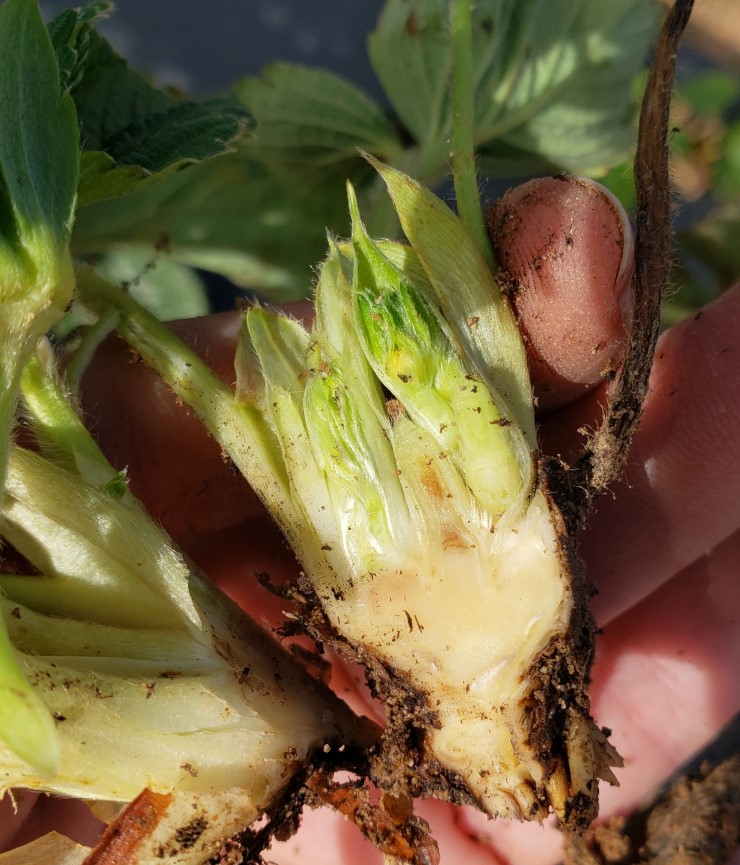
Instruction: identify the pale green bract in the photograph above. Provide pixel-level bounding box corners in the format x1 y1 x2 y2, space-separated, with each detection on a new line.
239 173 614 821
0 347 359 805
246 166 533 571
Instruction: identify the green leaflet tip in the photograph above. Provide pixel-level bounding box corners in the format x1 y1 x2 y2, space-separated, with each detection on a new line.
346 180 362 232
359 149 382 173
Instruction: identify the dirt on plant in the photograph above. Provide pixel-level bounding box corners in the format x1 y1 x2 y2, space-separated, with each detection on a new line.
562 755 740 865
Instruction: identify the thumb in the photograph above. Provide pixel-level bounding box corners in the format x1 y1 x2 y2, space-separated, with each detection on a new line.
488 176 634 412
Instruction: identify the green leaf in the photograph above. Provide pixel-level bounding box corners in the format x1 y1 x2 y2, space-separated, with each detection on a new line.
59 20 169 149
370 0 657 176
0 0 78 256
47 1 112 92
98 96 253 173
236 64 402 192
51 10 252 205
73 149 353 300
75 54 402 295
93 248 209 320
76 94 252 207
476 0 657 174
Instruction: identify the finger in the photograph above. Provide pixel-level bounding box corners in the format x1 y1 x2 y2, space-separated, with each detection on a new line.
0 790 39 851
489 176 634 412
541 284 740 624
264 804 383 865
590 527 740 816
0 793 103 852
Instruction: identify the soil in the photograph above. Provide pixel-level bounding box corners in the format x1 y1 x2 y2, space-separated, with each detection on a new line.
562 755 740 865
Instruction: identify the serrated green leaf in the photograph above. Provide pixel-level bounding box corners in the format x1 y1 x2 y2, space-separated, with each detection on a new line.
76 95 252 207
52 13 252 205
73 59 402 295
102 96 252 172
48 1 112 92
52 11 169 149
236 64 402 192
370 0 657 176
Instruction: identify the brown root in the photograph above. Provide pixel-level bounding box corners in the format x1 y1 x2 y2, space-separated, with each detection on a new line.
548 0 695 532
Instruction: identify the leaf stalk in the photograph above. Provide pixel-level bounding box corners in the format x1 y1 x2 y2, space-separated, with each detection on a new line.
450 0 496 271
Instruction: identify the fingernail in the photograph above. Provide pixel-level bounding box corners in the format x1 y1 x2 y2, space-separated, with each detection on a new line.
583 178 635 323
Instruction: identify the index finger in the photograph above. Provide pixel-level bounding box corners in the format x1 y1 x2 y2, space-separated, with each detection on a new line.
543 284 740 624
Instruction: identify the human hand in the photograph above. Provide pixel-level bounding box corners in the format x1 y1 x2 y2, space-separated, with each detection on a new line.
2 179 738 864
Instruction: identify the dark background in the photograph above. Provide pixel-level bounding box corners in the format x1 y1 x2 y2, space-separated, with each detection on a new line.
41 0 388 101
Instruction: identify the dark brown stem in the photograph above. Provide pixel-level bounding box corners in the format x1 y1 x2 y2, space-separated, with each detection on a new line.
549 0 695 531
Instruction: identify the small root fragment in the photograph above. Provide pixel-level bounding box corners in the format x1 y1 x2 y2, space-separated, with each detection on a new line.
305 770 438 865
